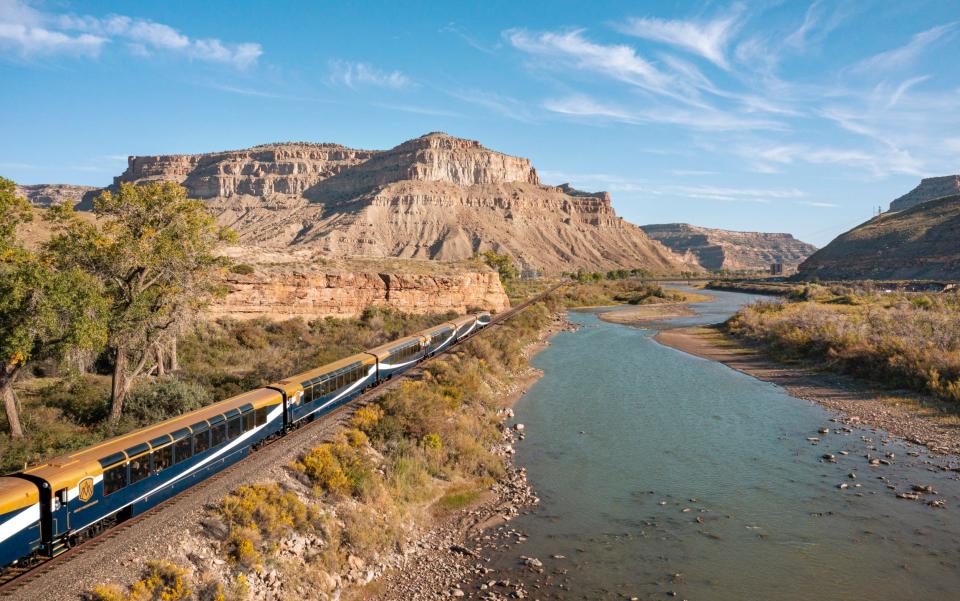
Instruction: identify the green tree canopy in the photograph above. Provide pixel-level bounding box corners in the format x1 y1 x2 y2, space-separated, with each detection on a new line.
481 250 520 285
0 177 108 438
46 182 236 424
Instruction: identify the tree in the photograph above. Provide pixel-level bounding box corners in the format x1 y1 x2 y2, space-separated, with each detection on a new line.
481 250 520 286
47 182 235 425
0 177 107 437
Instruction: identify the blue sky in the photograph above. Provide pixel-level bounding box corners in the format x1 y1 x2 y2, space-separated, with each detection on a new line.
2 1 958 246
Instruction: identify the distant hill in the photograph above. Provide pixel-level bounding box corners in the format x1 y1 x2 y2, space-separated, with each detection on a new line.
797 194 960 280
640 223 816 272
106 132 690 274
15 183 96 208
890 176 960 212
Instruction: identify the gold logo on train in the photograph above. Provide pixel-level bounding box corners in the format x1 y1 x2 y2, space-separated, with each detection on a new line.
78 477 94 502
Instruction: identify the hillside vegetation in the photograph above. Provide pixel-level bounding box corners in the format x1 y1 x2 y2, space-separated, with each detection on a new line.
798 193 960 281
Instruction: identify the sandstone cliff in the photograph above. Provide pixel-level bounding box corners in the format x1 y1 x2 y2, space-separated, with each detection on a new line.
209 251 509 320
890 175 960 212
797 194 960 280
112 132 690 274
15 183 97 207
640 223 816 272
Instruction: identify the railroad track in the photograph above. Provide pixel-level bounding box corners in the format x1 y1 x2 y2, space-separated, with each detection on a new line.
0 283 564 597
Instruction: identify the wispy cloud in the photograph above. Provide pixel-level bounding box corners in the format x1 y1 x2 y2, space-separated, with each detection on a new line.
737 142 926 178
447 88 534 122
615 6 744 69
440 23 496 54
328 59 411 89
505 29 697 106
796 200 839 208
850 22 957 75
372 102 462 118
0 0 261 67
671 169 718 176
543 93 782 131
665 184 803 203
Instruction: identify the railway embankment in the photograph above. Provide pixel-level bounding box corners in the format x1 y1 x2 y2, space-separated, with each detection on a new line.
78 297 572 601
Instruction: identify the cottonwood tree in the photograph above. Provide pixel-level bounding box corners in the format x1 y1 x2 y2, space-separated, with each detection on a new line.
0 177 107 437
47 182 235 425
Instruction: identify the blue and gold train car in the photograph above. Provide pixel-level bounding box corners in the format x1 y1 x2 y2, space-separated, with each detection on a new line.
1 388 284 560
0 478 41 568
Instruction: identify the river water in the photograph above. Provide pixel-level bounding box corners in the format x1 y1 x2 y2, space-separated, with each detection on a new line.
486 288 960 600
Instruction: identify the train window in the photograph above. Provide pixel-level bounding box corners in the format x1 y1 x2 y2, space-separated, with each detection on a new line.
212 422 227 446
103 464 127 495
149 434 172 449
98 452 126 470
228 416 242 438
255 406 268 426
125 442 150 458
129 456 151 484
243 411 255 431
153 445 173 472
174 436 192 464
193 429 210 454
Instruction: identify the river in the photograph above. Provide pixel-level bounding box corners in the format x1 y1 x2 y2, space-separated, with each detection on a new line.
483 287 960 600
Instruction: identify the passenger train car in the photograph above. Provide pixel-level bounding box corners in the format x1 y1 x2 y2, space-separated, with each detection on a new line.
0 311 492 571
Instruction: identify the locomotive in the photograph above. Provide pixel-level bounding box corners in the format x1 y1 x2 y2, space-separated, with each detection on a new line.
0 311 491 570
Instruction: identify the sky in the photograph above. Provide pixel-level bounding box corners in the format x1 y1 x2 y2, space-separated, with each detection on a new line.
1 1 958 246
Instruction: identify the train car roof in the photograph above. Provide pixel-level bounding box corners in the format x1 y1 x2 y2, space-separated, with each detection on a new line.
21 387 283 490
272 352 376 392
424 322 456 334
365 333 426 360
448 314 477 327
0 477 39 514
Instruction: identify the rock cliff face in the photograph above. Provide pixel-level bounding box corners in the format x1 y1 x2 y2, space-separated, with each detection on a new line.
15 184 97 207
113 132 689 274
890 176 960 212
797 194 960 280
208 252 509 320
115 143 377 200
640 223 816 271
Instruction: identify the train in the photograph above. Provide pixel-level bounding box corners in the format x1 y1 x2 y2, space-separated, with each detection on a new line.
0 311 492 571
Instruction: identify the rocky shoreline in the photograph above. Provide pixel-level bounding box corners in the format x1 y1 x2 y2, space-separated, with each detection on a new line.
356 312 576 600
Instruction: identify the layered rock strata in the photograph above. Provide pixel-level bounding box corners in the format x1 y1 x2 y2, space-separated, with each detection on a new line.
641 223 816 271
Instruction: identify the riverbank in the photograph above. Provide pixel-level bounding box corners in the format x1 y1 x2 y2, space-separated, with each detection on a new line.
358 312 576 601
655 325 960 456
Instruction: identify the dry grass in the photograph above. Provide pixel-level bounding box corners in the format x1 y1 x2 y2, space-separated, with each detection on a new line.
728 291 960 407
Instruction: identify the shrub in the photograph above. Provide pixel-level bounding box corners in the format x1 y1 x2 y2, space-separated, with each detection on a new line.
41 376 111 425
350 405 383 431
293 440 375 498
217 483 318 549
90 560 192 601
123 377 210 427
230 263 255 275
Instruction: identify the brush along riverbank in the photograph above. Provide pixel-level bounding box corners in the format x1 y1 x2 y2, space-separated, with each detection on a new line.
85 298 572 601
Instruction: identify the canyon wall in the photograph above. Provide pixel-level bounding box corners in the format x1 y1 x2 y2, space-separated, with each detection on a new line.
208 267 510 320
113 132 691 274
640 223 816 271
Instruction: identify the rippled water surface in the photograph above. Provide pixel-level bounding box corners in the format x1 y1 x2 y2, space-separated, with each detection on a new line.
489 288 960 600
